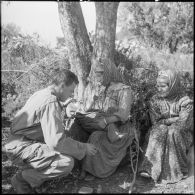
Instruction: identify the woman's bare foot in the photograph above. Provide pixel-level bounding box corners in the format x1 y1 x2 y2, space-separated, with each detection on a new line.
84 174 95 181
78 170 95 181
78 170 86 180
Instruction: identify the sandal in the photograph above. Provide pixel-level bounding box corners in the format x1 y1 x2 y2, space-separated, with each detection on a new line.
139 171 151 178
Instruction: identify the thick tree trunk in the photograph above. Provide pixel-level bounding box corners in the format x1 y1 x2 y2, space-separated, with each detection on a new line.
88 2 120 83
58 2 92 100
88 2 120 82
93 2 119 63
86 2 121 99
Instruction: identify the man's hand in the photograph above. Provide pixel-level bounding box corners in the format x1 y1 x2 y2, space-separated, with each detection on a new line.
86 143 98 156
66 102 79 117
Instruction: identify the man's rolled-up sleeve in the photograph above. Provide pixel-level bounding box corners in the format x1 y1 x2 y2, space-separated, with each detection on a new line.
40 101 86 160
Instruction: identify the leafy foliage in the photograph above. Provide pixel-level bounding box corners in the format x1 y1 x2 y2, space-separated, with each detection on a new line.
1 23 21 47
2 24 70 119
118 2 194 53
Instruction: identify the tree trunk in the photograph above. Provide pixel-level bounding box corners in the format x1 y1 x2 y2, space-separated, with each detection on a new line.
58 2 120 100
93 2 119 63
168 37 179 54
58 2 92 100
88 2 120 82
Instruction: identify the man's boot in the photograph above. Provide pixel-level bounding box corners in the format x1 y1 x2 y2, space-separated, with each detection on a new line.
11 171 36 194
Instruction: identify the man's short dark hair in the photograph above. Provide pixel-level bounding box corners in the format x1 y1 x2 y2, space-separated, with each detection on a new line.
51 69 79 86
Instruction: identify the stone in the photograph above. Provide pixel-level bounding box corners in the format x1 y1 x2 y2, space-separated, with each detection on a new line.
78 186 93 194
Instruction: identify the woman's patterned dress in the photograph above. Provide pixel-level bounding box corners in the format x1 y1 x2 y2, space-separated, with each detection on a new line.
139 94 193 184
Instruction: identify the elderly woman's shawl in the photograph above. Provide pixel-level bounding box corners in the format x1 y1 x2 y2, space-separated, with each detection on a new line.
157 69 181 99
139 69 193 184
81 82 135 178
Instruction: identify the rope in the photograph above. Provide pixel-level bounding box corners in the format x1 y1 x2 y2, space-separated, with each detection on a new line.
4 55 63 83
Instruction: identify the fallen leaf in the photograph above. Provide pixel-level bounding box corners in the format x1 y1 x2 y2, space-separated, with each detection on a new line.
119 181 132 189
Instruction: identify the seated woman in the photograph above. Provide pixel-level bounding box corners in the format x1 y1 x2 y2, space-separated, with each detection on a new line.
66 58 135 179
138 69 193 184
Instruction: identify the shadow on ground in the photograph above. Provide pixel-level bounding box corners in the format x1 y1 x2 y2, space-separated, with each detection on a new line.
2 124 194 194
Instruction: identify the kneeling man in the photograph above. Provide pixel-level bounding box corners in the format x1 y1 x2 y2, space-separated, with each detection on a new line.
5 69 97 193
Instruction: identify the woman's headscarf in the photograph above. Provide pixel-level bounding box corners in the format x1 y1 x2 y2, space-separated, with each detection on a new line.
89 57 123 87
157 69 181 99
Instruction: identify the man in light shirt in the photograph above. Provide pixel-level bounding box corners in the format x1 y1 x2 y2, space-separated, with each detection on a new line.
5 69 97 194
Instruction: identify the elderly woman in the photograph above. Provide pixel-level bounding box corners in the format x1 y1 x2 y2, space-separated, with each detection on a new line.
66 58 135 179
139 69 193 184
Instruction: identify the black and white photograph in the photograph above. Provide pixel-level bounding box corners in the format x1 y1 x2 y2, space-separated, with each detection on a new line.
1 1 194 194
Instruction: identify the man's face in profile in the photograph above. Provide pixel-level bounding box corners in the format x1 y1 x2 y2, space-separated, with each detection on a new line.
58 82 76 102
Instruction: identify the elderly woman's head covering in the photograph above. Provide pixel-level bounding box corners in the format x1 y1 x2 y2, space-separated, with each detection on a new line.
157 69 181 99
89 57 123 86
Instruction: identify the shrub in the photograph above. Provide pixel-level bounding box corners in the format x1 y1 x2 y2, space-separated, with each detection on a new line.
2 24 70 119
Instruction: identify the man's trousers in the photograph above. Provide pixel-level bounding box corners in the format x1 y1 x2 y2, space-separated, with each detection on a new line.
5 134 74 188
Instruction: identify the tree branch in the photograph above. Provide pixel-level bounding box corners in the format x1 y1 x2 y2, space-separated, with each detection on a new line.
1 70 28 73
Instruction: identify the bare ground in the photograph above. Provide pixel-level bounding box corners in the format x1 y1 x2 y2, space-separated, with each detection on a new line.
2 124 194 194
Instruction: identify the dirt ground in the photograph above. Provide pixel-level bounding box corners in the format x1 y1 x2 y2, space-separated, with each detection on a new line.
2 124 194 194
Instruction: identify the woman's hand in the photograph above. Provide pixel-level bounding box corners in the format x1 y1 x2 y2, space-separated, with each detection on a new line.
96 118 107 129
165 117 179 125
96 115 121 130
86 143 98 156
160 110 170 119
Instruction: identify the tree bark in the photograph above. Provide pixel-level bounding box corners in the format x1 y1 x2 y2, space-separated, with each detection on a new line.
84 2 121 100
93 2 119 63
58 2 92 100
